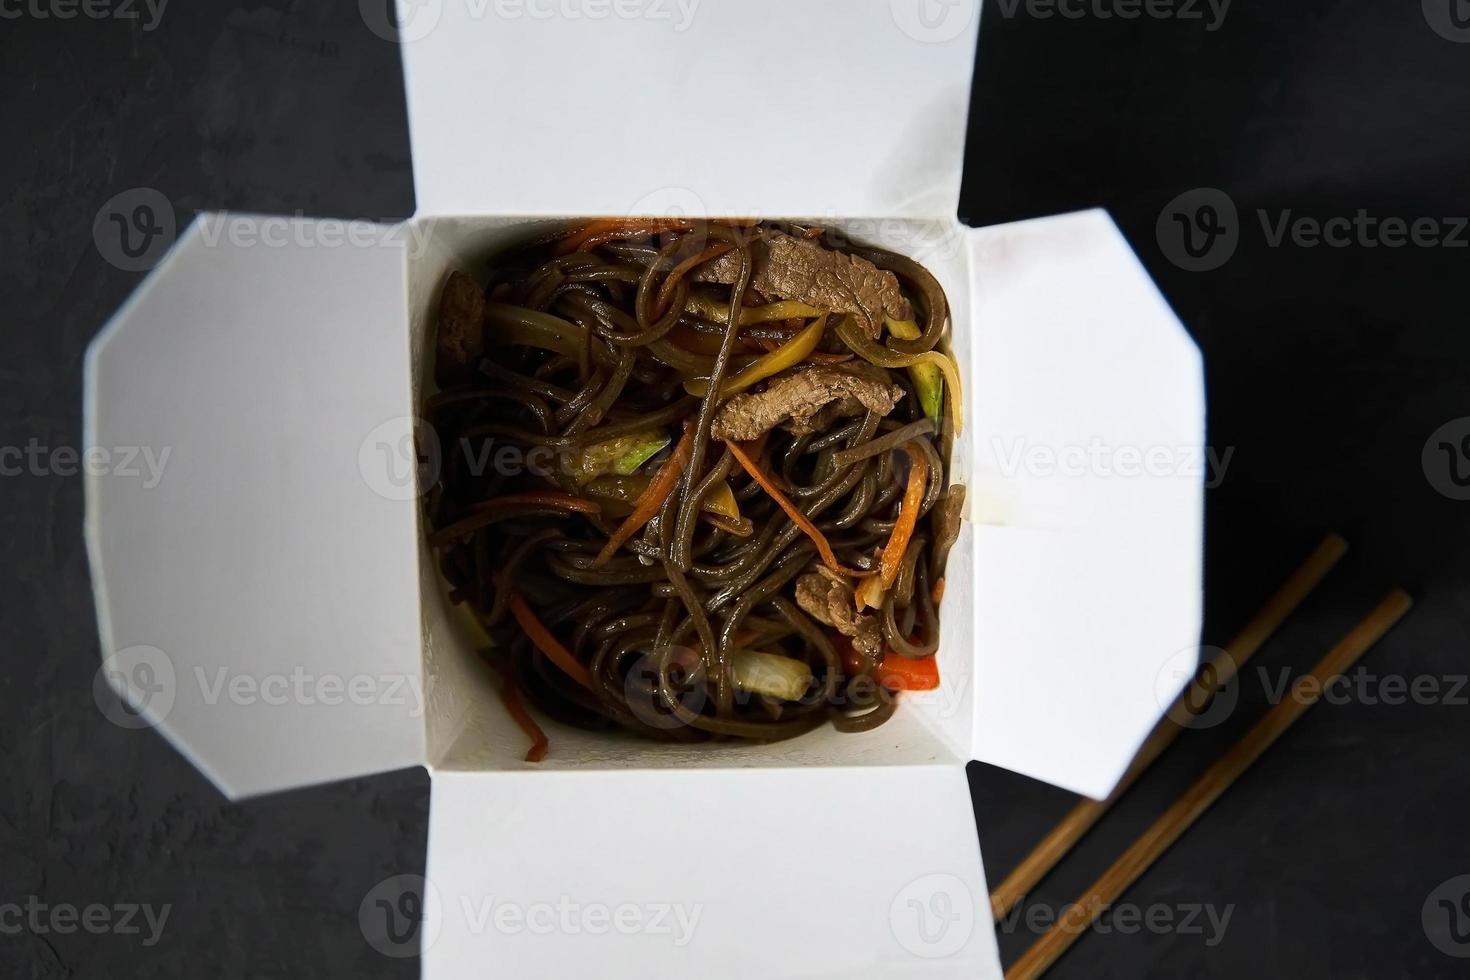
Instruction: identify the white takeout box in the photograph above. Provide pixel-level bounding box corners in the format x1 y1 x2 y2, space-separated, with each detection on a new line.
83 2 1204 977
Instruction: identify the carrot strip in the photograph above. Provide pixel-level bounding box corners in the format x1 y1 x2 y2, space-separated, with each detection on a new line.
593 422 695 565
877 652 940 691
878 443 929 587
654 242 733 317
496 666 549 762
470 491 600 514
724 439 865 577
554 218 693 256
430 492 601 545
508 594 594 691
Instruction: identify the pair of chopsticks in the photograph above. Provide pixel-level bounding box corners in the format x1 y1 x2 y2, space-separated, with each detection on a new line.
998 534 1412 980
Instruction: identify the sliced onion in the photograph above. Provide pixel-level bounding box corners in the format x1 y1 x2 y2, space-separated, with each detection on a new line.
731 649 813 702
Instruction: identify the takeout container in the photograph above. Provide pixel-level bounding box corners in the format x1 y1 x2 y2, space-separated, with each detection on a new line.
83 3 1203 977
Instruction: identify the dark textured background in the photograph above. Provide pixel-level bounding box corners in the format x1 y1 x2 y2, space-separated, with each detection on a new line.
3 1 1468 977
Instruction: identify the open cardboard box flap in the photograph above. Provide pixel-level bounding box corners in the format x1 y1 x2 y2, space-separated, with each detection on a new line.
425 766 994 978
398 0 980 218
84 215 427 797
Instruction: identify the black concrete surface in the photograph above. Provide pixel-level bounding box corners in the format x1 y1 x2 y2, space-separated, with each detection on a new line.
3 2 1468 977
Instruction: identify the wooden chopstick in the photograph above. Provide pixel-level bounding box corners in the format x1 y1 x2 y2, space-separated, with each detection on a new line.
1003 588 1413 980
990 533 1348 919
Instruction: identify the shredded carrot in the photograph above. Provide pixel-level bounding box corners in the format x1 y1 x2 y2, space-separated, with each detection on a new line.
932 577 946 606
430 492 601 545
554 218 693 255
556 217 759 256
593 422 695 565
470 491 601 514
877 652 940 691
495 665 549 762
508 594 594 691
654 242 733 317
724 439 865 577
878 443 929 587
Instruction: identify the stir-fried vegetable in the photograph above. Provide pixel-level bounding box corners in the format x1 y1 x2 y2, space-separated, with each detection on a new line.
655 243 734 316
508 594 594 691
702 512 755 537
837 315 962 434
584 474 741 520
429 491 601 545
593 422 696 565
879 442 929 587
684 313 828 400
684 290 822 326
854 441 928 609
704 481 740 519
562 430 671 484
493 665 549 762
555 218 696 255
877 652 940 691
484 303 594 360
731 648 813 701
886 318 945 424
725 438 866 577
854 574 886 613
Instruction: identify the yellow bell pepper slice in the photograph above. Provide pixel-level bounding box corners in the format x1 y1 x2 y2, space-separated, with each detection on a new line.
684 313 828 400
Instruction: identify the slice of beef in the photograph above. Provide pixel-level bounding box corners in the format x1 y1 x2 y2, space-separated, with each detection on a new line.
435 270 485 384
795 570 883 659
711 365 904 442
695 231 911 338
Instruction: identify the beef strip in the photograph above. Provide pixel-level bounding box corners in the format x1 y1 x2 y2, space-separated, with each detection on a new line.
711 365 904 442
795 570 883 659
695 231 912 338
435 270 485 384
